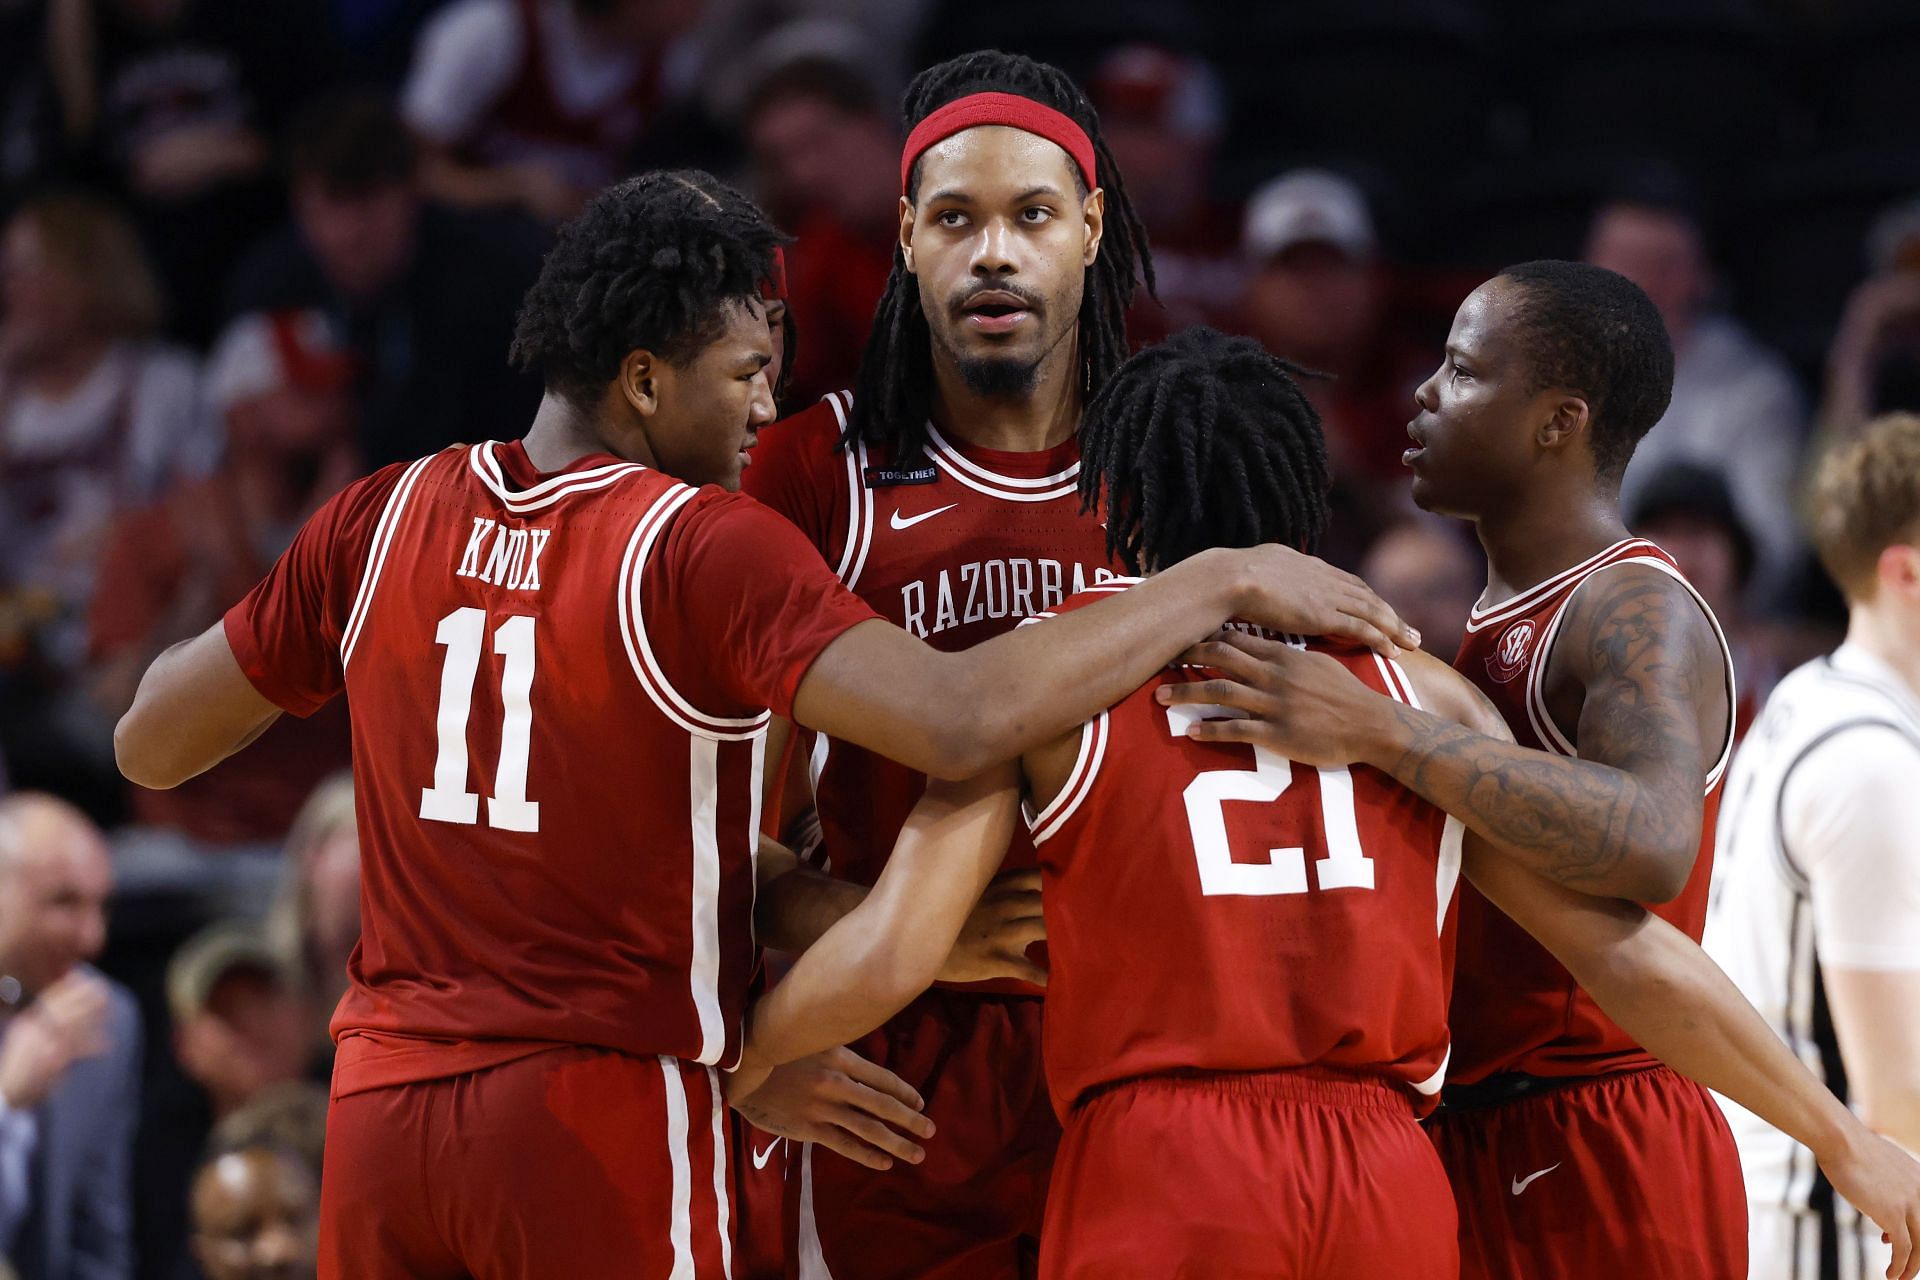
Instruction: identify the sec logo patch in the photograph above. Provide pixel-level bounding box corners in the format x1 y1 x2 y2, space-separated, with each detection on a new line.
1486 618 1536 684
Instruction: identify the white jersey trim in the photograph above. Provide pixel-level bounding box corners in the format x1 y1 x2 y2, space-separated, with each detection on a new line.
706 1066 734 1280
1029 711 1110 845
660 1056 696 1279
1522 553 1737 791
924 420 1079 502
470 439 646 512
617 486 774 741
688 735 726 1064
340 453 437 669
1465 538 1658 633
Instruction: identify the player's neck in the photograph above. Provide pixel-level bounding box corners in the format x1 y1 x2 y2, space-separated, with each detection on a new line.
521 392 645 474
1472 487 1631 606
1845 604 1920 702
928 340 1082 454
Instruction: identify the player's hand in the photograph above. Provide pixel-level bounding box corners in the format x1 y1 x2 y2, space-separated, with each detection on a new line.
1225 545 1419 657
938 869 1048 986
726 1046 935 1172
1154 629 1402 767
1817 1129 1920 1279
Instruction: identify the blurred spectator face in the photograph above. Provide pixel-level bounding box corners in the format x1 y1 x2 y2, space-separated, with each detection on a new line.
191 1147 320 1280
1360 523 1481 663
1638 514 1742 618
208 310 359 456
1 214 94 364
748 91 896 231
1584 203 1709 340
1089 46 1222 233
0 196 162 365
1240 171 1382 370
228 385 356 457
175 966 311 1113
0 796 113 1000
292 179 418 302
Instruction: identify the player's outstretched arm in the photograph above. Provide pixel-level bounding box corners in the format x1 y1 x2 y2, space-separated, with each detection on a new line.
735 765 1025 1096
114 621 283 790
1468 847 1920 1280
1158 571 1721 902
792 544 1417 781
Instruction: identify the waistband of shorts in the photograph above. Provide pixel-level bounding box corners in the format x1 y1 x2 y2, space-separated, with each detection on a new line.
1077 1066 1417 1117
1440 1063 1667 1112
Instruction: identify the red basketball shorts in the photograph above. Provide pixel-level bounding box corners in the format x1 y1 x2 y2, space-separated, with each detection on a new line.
321 1046 735 1279
1427 1065 1747 1280
790 989 1058 1280
1040 1069 1459 1280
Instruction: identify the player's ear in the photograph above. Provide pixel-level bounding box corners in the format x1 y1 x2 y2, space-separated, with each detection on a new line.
1081 187 1106 268
898 196 917 273
1536 395 1589 452
618 348 661 418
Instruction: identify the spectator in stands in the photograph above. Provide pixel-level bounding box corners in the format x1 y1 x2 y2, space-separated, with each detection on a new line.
1819 196 1920 441
1359 521 1481 665
741 29 897 406
1086 43 1239 341
208 1083 327 1177
0 192 207 812
70 0 338 340
167 924 311 1124
224 90 545 469
264 776 358 1069
88 309 356 847
400 0 704 223
0 793 139 1280
1584 194 1807 611
188 1140 318 1280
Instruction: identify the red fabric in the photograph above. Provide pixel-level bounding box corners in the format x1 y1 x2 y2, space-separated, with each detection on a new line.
1449 538 1728 1083
777 217 892 408
1428 1067 1747 1279
320 1047 733 1279
901 92 1097 193
792 991 1057 1280
1031 590 1459 1117
1041 1070 1458 1279
224 439 876 1096
743 395 1121 997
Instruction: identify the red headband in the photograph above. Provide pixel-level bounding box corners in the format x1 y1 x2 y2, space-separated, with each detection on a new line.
899 92 1097 196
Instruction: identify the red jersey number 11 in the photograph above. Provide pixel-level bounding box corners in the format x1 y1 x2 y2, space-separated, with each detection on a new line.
419 607 541 833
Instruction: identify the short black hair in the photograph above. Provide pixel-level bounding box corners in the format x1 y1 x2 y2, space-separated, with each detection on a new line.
849 50 1156 458
1497 260 1674 483
286 88 417 194
1080 326 1328 574
509 171 783 407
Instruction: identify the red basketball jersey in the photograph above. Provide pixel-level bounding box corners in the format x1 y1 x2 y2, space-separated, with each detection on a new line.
224 440 877 1096
1024 585 1466 1118
1449 537 1735 1083
743 392 1121 993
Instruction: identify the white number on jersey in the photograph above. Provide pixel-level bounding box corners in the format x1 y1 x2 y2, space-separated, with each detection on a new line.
420 607 541 832
1167 703 1374 897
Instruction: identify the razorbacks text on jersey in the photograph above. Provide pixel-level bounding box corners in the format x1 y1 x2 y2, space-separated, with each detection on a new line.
223 439 876 1096
1022 584 1466 1116
1449 537 1736 1082
744 392 1122 993
1705 642 1920 1277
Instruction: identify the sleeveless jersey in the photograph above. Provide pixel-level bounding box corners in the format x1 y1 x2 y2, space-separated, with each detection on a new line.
1024 584 1466 1117
743 392 1122 994
223 440 876 1095
1450 537 1736 1082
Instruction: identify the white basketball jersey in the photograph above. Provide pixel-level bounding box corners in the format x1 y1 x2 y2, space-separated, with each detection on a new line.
1705 643 1920 1277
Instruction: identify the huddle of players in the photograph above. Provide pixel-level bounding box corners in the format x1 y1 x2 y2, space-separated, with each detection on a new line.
109 47 1920 1280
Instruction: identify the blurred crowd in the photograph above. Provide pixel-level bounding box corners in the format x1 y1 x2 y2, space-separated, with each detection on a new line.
1 0 1917 1275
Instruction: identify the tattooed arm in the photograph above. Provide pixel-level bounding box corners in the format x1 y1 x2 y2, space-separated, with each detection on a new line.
1154 565 1731 902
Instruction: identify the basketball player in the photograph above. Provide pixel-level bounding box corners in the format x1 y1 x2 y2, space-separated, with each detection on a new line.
739 50 1173 1277
1707 413 1920 1280
731 329 1920 1278
1151 263 1911 1279
111 175 1412 1279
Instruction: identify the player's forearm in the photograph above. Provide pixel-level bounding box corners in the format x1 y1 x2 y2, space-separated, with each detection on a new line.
1361 702 1697 902
930 548 1248 778
755 863 870 954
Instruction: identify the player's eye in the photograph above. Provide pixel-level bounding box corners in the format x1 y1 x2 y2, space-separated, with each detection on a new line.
936 210 967 228
1021 207 1053 224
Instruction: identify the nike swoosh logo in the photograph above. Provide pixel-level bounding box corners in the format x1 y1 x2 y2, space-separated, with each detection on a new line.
1510 1163 1561 1195
890 503 958 531
752 1138 783 1171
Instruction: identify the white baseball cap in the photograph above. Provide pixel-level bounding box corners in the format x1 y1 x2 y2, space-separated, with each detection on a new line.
1243 169 1377 262
205 309 355 414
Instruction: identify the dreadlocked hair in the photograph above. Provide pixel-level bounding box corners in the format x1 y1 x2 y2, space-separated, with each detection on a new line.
846 50 1157 456
510 170 783 407
1080 326 1330 575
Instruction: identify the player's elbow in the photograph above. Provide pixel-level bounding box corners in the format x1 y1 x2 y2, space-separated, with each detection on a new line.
113 702 186 790
1628 842 1697 905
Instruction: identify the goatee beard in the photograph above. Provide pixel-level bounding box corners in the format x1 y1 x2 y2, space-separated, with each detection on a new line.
954 354 1041 399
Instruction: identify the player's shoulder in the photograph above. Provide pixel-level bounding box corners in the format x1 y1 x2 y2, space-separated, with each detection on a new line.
750 392 854 477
